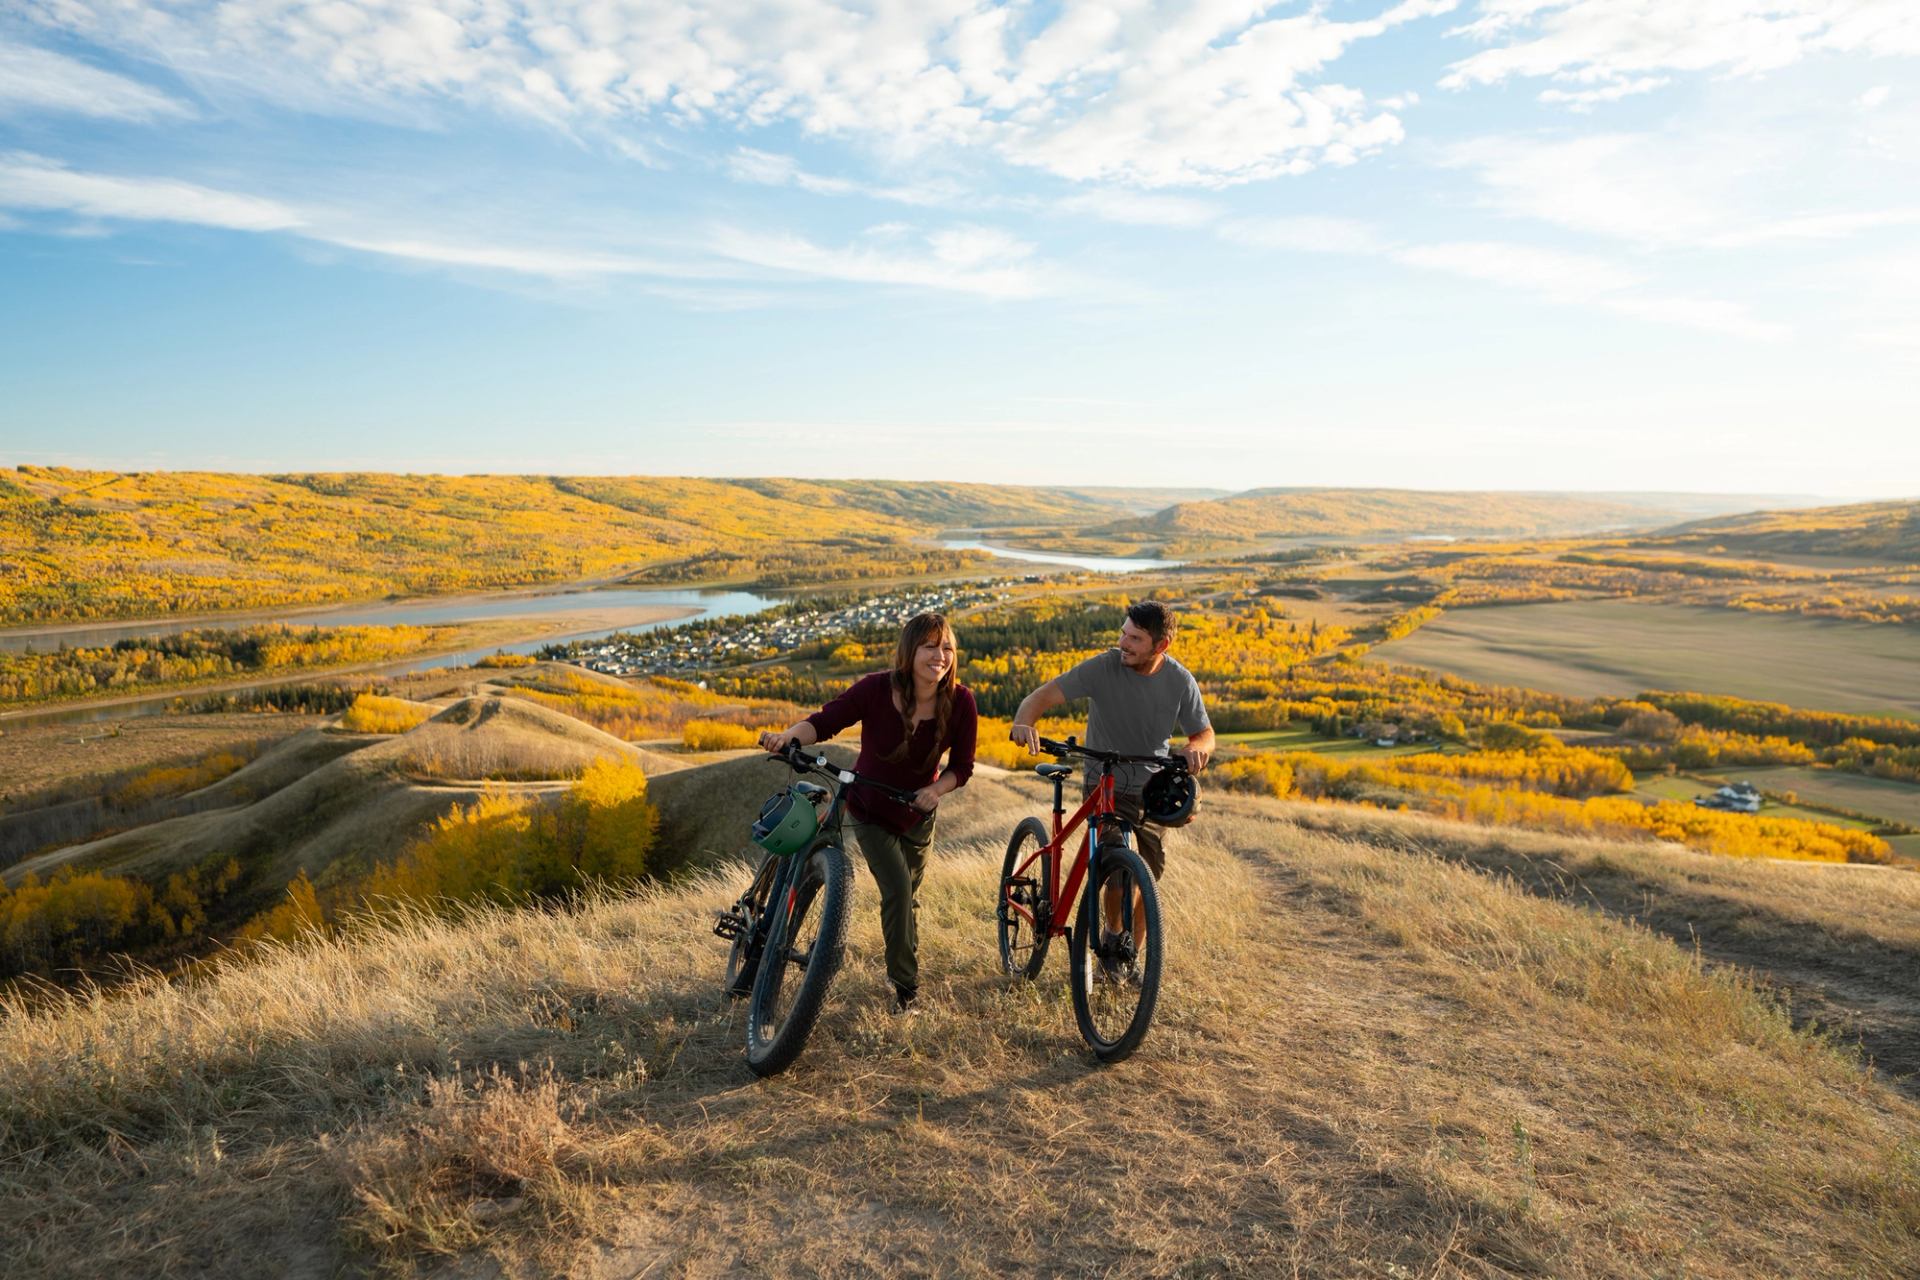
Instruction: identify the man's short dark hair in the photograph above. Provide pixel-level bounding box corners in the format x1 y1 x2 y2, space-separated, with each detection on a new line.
1125 601 1175 646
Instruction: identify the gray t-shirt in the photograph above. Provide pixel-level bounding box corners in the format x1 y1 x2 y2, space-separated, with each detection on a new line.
1055 650 1210 794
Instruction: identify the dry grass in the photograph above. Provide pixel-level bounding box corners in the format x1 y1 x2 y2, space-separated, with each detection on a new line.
1 777 1916 1278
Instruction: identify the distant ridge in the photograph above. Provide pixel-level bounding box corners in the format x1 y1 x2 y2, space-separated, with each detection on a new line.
1079 486 1785 551
1648 499 1920 562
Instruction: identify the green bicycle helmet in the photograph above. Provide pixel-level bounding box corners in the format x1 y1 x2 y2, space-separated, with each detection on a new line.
752 787 820 856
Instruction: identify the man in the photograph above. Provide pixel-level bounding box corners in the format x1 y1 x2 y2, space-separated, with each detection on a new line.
1008 601 1213 902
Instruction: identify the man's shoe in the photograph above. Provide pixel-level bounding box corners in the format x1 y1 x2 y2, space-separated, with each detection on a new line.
892 982 919 1015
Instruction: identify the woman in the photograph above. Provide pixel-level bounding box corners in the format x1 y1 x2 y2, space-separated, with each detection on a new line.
760 612 977 1014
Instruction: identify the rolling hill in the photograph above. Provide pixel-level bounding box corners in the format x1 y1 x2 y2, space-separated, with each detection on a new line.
1 469 1200 628
1648 499 1920 563
1077 487 1760 554
1 732 1917 1276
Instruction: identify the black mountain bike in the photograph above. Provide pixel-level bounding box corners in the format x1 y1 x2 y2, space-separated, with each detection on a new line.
713 741 922 1077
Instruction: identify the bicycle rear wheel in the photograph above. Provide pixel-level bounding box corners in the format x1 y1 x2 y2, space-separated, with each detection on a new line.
997 817 1055 979
721 852 780 999
1068 839 1162 1063
746 843 853 1077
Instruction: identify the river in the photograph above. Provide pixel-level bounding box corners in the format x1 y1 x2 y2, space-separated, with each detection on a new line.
2 541 1179 727
940 539 1183 573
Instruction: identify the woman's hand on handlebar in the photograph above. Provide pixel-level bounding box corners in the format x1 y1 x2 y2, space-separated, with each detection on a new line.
908 785 944 814
760 729 800 754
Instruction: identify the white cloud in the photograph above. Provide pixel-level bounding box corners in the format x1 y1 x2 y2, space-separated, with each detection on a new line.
1221 213 1787 339
1219 215 1389 253
1052 189 1220 228
24 0 1453 188
1603 293 1789 341
1859 85 1891 108
1443 1 1920 101
1440 132 1920 250
323 235 708 280
0 153 1059 301
1393 239 1642 300
1537 76 1668 109
0 153 302 230
709 223 1050 298
0 39 191 121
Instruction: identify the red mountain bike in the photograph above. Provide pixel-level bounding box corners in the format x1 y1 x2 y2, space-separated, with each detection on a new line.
996 736 1185 1062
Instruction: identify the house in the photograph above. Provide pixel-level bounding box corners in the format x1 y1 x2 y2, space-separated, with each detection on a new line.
1695 781 1762 814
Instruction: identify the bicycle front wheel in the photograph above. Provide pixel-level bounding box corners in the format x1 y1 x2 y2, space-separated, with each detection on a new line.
998 817 1055 979
746 843 853 1077
1068 840 1163 1063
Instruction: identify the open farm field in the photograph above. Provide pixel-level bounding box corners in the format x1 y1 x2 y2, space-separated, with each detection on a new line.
1631 773 1883 830
1377 600 1920 718
1216 725 1445 758
0 712 322 804
1705 765 1920 830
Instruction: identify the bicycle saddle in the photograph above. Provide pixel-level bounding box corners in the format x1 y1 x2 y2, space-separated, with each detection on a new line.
1034 763 1075 781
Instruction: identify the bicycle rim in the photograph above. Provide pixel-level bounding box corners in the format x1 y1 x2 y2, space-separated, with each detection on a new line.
746 844 852 1076
998 816 1055 979
1068 842 1163 1063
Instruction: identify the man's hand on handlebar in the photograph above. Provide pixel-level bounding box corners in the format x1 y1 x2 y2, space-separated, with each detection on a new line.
1181 742 1212 773
1008 723 1042 754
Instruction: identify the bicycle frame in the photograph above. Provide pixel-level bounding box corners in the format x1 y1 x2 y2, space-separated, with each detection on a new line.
720 745 920 953
1008 763 1128 943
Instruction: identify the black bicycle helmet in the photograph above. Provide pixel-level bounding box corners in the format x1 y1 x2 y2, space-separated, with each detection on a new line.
1141 767 1197 827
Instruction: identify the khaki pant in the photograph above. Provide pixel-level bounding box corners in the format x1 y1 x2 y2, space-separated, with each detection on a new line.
849 814 935 992
1087 789 1166 878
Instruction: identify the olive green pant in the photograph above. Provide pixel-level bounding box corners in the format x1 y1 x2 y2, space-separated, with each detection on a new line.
849 814 935 992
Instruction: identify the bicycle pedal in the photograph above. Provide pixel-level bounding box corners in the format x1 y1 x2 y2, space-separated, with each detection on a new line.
712 913 745 941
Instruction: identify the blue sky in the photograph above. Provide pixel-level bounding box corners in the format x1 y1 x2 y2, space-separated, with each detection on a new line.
1 1 1916 495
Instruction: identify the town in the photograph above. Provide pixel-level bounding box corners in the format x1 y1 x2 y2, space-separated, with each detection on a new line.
552 579 1030 677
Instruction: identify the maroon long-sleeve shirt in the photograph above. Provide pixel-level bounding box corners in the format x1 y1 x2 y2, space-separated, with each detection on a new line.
805 672 978 834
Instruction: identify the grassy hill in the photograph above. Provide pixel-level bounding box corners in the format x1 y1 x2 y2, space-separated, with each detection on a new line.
2 763 1916 1277
1079 488 1722 554
0 469 1187 628
1649 499 1920 563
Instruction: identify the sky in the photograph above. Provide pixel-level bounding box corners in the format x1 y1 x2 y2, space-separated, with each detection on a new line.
1 1 1916 497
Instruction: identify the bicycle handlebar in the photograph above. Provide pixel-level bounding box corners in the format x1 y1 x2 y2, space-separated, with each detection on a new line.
1034 735 1190 772
768 740 927 807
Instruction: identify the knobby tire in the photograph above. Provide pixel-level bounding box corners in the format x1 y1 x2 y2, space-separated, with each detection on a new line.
1068 839 1163 1064
745 843 853 1077
998 816 1055 979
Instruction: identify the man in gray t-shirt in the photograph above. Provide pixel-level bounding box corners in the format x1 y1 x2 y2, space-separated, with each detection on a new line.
1009 601 1214 880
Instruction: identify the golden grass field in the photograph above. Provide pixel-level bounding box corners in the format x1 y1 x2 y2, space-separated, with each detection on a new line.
1377 600 1920 718
3 766 1916 1278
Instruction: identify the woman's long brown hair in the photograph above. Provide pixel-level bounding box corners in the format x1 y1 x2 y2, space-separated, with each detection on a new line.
883 612 958 765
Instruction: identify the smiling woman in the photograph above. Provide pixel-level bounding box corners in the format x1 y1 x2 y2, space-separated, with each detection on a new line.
758 611 979 1012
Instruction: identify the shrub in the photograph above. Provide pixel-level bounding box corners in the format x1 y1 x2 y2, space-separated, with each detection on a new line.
682 720 759 751
342 694 433 734
362 759 659 914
